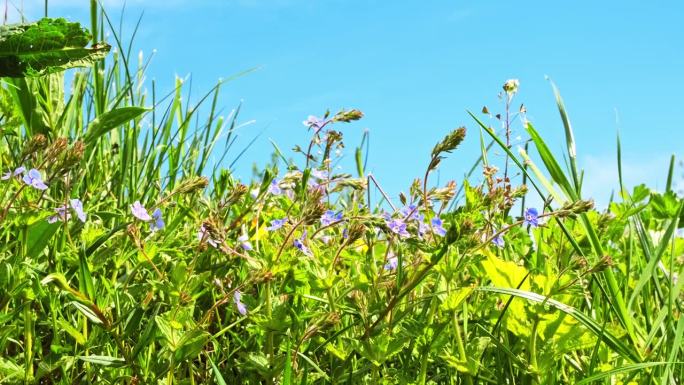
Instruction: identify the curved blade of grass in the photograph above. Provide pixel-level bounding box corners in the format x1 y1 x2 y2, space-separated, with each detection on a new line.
549 80 580 194
575 362 670 385
525 122 576 201
476 286 641 363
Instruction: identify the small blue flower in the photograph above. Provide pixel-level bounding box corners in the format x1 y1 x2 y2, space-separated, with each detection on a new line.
233 290 247 316
387 218 410 238
400 204 419 221
1 166 25 180
320 210 343 226
198 225 218 248
523 208 539 228
70 199 87 223
492 233 505 248
268 179 282 195
294 232 313 256
150 208 164 232
266 218 287 231
22 169 47 190
384 255 398 271
311 169 329 180
47 204 70 223
238 234 253 251
431 218 447 237
130 201 151 221
302 115 328 132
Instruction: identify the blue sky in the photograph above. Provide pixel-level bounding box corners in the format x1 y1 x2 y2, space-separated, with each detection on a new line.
14 0 684 206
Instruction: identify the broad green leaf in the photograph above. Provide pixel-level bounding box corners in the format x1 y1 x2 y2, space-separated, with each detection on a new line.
84 106 149 144
477 287 641 363
24 220 59 259
0 18 109 77
174 330 209 362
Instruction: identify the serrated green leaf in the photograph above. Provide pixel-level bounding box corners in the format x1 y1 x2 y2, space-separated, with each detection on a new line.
0 18 109 77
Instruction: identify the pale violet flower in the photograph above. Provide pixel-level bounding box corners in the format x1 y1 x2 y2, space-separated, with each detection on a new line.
384 254 398 271
233 290 247 316
311 169 329 180
302 115 328 132
320 210 343 226
523 208 539 228
238 234 253 251
431 218 447 237
268 179 282 195
294 232 313 256
47 205 70 224
400 204 419 221
47 198 87 224
150 208 164 232
266 218 287 231
1 166 25 180
492 233 505 248
130 201 151 221
22 169 47 190
198 225 218 248
387 218 410 238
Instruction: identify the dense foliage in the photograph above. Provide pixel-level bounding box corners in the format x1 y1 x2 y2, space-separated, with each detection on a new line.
0 10 682 385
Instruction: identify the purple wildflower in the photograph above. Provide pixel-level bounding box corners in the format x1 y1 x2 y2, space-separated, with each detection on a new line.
418 221 430 238
384 254 398 271
431 218 447 237
47 198 87 224
238 234 253 251
1 166 25 180
302 115 328 132
294 232 313 256
150 208 164 232
400 204 419 221
320 210 343 226
311 169 329 180
523 208 539 228
47 204 70 224
198 225 218 248
492 233 505 248
22 169 47 190
70 199 87 223
268 179 282 195
130 201 151 221
266 218 287 231
387 218 410 238
233 290 247 316
250 188 260 199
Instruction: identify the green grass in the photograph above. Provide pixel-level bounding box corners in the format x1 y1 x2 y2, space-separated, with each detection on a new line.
0 4 682 385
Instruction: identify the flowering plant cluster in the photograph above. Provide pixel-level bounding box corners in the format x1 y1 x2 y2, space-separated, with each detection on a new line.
0 47 680 385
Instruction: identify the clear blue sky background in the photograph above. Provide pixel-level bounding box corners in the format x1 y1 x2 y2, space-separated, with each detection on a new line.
14 0 684 206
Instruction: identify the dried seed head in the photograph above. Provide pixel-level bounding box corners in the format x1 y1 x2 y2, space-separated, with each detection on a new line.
21 134 47 158
45 137 68 163
346 223 366 243
174 176 209 195
431 127 466 159
332 177 367 192
332 109 364 123
431 180 457 203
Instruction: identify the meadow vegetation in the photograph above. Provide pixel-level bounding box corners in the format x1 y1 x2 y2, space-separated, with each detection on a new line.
0 4 682 385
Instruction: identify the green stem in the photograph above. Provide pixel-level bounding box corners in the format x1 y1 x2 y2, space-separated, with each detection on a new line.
23 304 33 384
